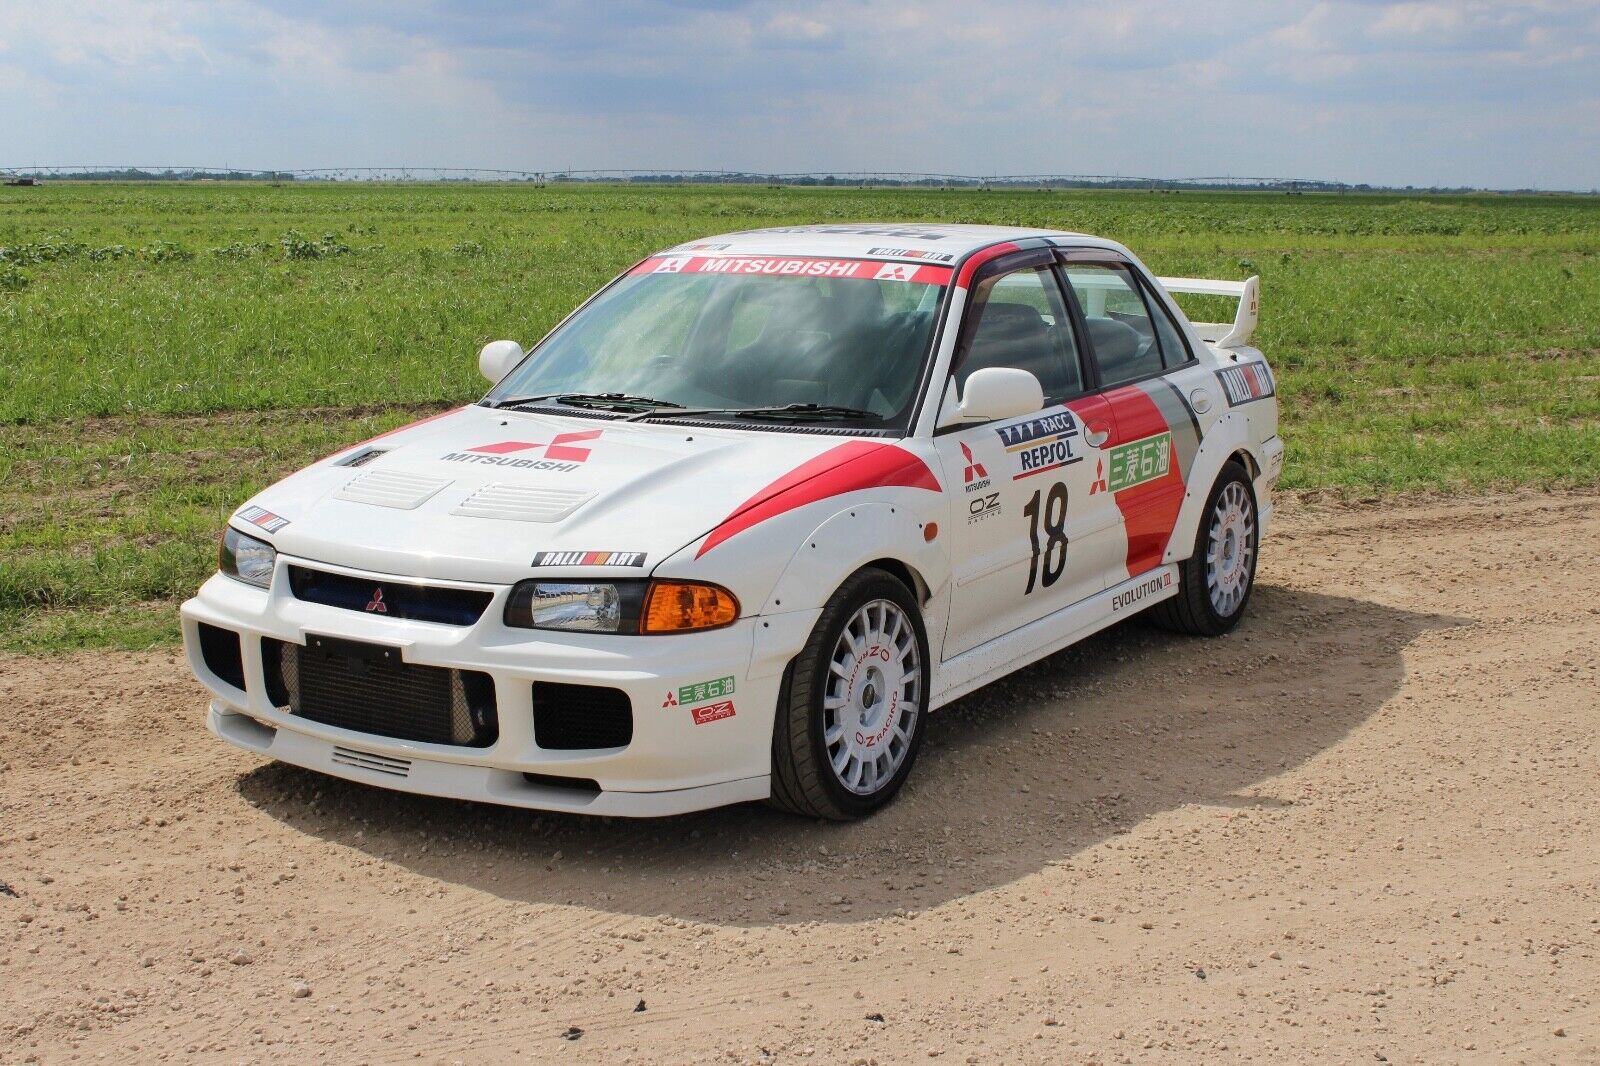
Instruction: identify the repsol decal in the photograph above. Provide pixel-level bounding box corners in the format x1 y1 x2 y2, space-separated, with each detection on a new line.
1112 572 1174 611
996 410 1081 480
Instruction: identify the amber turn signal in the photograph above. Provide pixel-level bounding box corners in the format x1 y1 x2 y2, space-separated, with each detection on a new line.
641 580 740 633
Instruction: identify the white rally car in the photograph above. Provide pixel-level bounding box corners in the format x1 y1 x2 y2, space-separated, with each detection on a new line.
182 224 1282 820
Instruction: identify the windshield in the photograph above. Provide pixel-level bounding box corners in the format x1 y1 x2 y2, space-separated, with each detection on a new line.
487 256 950 429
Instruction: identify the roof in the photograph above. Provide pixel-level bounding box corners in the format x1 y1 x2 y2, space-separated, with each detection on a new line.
664 223 1115 263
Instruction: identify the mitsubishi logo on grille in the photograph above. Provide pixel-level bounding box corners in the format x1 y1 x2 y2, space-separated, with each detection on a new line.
365 588 388 613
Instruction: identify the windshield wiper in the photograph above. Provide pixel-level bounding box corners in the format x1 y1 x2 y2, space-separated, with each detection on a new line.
626 402 882 423
488 393 685 413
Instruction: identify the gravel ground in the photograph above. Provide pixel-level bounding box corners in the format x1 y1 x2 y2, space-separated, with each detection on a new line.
2 492 1597 1064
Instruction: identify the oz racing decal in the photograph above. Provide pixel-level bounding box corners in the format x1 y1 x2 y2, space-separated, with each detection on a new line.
237 505 289 533
995 410 1081 480
967 491 1001 525
1112 571 1174 611
690 700 737 725
1107 431 1172 492
531 551 646 568
1217 363 1275 406
442 431 601 472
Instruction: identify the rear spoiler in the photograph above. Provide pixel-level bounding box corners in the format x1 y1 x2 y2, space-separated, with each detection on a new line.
1156 275 1260 349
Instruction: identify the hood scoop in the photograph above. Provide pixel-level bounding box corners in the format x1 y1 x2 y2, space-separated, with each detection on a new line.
336 469 451 510
452 483 591 523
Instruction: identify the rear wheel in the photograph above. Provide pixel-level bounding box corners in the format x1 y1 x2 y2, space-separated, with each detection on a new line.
1151 461 1259 636
769 568 928 820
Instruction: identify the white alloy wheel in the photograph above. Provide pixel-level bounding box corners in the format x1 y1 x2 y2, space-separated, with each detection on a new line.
1206 480 1257 618
822 598 922 796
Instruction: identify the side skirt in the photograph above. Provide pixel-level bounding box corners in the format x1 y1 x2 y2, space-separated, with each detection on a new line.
929 564 1180 710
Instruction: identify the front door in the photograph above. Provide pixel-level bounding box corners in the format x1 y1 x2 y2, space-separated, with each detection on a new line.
934 253 1122 658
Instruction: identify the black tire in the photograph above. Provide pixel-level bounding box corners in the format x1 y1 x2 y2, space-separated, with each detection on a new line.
1150 460 1259 637
768 567 930 820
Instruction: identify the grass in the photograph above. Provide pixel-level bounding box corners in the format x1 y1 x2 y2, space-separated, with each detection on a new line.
1 182 1596 650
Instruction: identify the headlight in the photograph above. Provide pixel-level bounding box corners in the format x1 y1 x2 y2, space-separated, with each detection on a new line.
219 526 276 588
504 579 738 634
511 582 625 632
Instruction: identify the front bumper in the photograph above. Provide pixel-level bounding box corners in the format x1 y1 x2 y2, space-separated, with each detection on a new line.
181 555 818 817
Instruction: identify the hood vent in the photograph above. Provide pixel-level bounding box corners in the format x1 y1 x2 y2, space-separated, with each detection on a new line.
337 447 388 468
452 484 591 523
336 469 450 510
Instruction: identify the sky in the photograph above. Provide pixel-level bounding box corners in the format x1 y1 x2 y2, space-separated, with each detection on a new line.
1 1 1596 190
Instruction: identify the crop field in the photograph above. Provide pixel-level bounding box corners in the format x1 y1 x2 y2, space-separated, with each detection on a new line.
1 182 1597 651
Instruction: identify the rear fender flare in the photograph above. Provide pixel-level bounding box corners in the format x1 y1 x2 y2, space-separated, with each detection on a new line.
1163 412 1263 565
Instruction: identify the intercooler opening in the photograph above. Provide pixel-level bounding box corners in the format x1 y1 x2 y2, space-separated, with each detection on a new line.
262 637 498 748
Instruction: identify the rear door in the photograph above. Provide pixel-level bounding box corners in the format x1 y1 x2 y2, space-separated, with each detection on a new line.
933 250 1122 658
1058 252 1212 583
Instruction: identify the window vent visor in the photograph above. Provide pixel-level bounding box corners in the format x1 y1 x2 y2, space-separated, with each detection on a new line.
335 469 450 510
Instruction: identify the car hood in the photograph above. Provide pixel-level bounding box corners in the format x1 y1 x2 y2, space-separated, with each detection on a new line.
234 405 891 585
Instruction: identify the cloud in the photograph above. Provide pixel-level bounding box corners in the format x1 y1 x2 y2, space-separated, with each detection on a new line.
0 0 1594 188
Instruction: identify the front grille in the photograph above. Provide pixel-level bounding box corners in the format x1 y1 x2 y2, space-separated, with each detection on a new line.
532 682 633 750
263 636 498 747
197 623 245 690
287 565 493 627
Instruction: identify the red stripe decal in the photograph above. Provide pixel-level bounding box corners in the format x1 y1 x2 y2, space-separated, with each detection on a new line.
696 442 941 557
330 406 464 461
631 256 951 285
954 242 1022 289
1100 385 1184 577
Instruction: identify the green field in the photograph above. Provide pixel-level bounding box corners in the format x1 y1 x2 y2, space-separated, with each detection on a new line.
2 182 1597 651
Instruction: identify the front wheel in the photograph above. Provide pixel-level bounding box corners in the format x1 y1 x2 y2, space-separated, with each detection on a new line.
769 568 929 820
1151 461 1259 636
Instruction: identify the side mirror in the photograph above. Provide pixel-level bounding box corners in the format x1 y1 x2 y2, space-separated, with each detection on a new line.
938 367 1044 427
478 340 525 384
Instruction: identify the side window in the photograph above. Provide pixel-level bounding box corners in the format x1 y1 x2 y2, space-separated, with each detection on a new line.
953 266 1083 403
1063 263 1163 386
1143 282 1193 368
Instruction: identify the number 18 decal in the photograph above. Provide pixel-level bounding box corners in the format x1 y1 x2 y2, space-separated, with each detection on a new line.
1023 481 1069 594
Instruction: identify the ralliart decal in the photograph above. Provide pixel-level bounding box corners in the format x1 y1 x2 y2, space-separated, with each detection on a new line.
237 505 289 533
1217 363 1276 406
530 551 647 568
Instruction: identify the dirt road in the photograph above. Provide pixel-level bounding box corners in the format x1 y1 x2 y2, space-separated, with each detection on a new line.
3 493 1597 1064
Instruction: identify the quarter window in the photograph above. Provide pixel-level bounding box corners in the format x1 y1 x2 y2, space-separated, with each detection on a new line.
1144 283 1193 368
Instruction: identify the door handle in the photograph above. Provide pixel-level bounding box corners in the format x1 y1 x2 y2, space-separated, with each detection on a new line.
1084 425 1110 448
